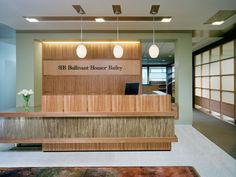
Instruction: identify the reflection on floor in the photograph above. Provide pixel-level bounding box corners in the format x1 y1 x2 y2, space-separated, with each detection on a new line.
0 125 235 177
193 109 236 159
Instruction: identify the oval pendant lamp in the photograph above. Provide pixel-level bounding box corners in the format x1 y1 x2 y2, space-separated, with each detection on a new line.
76 16 87 58
149 16 159 58
113 16 123 58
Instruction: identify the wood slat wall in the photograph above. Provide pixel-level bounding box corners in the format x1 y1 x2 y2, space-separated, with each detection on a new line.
42 42 141 95
42 95 172 113
43 75 141 95
43 43 140 60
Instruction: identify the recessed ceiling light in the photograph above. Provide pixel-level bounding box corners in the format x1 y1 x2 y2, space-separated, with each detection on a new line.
150 5 160 15
72 5 86 14
211 21 224 25
161 18 172 22
95 18 105 22
25 17 39 22
204 10 236 24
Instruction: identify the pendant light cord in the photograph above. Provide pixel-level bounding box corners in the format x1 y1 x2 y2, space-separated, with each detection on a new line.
80 16 83 42
116 16 119 41
152 16 155 44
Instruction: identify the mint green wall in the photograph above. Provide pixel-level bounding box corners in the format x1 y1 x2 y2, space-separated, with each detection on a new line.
16 32 192 124
16 34 35 106
0 24 16 111
34 41 42 106
0 24 16 150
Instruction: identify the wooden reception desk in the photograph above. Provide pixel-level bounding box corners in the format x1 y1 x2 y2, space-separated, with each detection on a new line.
0 95 178 151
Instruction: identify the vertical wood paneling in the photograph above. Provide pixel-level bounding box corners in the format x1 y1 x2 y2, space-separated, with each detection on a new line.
111 95 136 112
43 75 140 95
88 95 112 112
42 95 64 112
42 142 171 151
134 95 170 112
43 43 141 60
42 95 171 113
42 42 141 96
64 95 88 112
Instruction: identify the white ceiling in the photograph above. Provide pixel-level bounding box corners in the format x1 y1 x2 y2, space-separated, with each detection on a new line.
0 0 235 53
0 0 235 31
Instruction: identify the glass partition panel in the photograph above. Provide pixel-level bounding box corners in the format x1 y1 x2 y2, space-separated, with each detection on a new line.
202 51 209 64
222 76 234 91
211 47 220 61
221 59 234 75
211 76 220 90
149 67 166 81
195 77 201 87
210 62 220 75
195 88 201 96
195 66 201 76
202 77 209 88
195 54 201 65
222 92 234 104
202 64 209 76
202 89 209 98
222 41 234 59
211 90 220 101
142 67 148 84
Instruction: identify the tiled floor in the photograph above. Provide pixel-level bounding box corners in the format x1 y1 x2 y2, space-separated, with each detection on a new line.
0 125 235 177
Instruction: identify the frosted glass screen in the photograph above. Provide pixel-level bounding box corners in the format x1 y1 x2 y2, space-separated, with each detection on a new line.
210 62 220 75
202 89 209 98
195 55 201 65
222 41 234 59
211 47 220 61
195 77 201 87
222 76 234 91
194 40 235 116
202 77 209 88
211 77 220 90
221 59 234 75
211 90 220 101
202 64 209 76
202 51 209 64
195 66 201 76
222 92 234 104
195 88 201 96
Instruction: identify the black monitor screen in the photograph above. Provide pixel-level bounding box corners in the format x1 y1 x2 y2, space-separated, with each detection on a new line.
125 83 139 95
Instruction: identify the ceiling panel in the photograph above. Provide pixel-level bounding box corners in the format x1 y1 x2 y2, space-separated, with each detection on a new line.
0 0 235 30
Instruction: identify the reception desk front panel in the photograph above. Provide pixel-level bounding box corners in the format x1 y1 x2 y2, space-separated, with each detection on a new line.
0 95 178 151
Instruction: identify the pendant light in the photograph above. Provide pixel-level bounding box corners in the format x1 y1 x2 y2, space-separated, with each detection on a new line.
113 8 123 58
149 16 159 58
76 16 87 58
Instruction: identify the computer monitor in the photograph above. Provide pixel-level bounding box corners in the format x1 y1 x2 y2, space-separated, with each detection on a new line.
124 82 139 95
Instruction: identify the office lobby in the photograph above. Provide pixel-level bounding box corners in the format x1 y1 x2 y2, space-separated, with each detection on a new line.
0 0 235 177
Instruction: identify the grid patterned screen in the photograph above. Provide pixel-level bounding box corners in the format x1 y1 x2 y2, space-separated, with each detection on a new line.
194 40 235 122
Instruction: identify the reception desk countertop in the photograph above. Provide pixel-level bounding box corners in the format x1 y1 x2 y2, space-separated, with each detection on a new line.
0 104 178 118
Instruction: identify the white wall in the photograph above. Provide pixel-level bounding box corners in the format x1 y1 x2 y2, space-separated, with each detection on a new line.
16 32 192 124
